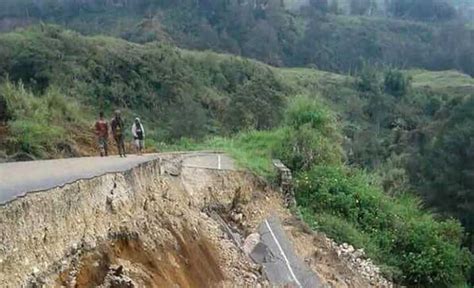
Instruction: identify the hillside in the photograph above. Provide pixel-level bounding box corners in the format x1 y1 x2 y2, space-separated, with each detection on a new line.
0 0 473 76
0 153 398 287
2 25 473 161
0 25 473 286
0 25 289 159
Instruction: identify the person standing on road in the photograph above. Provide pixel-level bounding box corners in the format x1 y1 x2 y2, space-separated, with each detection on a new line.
111 110 126 157
131 117 145 155
95 111 109 157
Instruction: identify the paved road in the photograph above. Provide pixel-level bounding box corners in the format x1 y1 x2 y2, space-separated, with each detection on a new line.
0 154 161 204
182 153 234 170
0 152 233 205
251 215 322 288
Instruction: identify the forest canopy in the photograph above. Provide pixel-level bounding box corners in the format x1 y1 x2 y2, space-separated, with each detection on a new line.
0 0 473 76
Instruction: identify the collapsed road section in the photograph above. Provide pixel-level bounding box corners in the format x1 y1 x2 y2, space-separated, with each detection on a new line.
0 152 260 287
251 215 321 287
0 152 391 287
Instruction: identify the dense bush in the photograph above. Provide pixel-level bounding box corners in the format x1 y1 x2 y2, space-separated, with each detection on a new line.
384 69 411 97
296 165 472 286
0 0 473 76
275 95 342 171
0 81 85 158
414 95 474 257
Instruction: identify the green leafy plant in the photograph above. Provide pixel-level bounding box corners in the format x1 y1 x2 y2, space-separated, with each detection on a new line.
296 165 473 286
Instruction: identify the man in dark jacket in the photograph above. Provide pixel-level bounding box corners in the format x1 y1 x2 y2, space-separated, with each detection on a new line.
111 110 126 157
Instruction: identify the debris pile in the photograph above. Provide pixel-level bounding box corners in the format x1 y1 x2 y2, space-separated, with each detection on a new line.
332 242 392 288
99 265 135 288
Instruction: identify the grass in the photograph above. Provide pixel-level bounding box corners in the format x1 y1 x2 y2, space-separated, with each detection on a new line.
275 67 349 91
1 81 91 158
407 69 474 95
276 66 474 104
163 129 286 178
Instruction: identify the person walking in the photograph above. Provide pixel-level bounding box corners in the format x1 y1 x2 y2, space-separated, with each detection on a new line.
111 110 126 157
95 111 109 157
131 117 145 155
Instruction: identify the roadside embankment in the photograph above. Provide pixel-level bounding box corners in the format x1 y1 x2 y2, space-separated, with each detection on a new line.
0 153 391 287
0 154 260 287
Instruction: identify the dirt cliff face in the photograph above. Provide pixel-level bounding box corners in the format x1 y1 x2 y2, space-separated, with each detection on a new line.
0 155 263 287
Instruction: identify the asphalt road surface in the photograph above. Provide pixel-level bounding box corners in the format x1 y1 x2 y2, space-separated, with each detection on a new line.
0 152 234 205
0 154 162 205
182 153 234 170
252 215 322 288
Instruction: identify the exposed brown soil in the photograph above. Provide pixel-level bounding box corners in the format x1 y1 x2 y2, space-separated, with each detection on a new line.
69 252 110 287
57 227 224 288
237 188 390 288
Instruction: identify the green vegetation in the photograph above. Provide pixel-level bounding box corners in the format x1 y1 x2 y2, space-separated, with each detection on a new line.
414 95 474 251
164 63 474 285
178 95 343 177
0 81 87 159
0 25 287 158
179 95 473 286
0 21 473 286
298 166 471 285
0 0 473 76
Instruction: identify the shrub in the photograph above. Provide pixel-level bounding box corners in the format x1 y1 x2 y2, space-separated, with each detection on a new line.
285 95 333 131
275 95 342 171
384 69 411 97
356 64 381 94
296 165 473 286
0 81 85 158
8 120 64 157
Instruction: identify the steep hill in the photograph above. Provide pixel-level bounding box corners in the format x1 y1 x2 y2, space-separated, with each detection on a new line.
0 25 288 159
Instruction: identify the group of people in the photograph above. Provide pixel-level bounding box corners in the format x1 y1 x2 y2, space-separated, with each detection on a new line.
94 110 145 157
